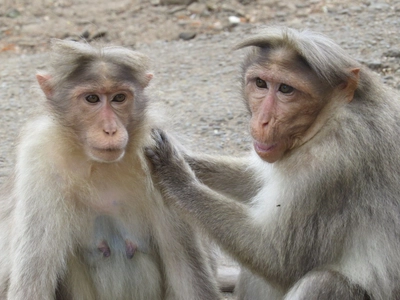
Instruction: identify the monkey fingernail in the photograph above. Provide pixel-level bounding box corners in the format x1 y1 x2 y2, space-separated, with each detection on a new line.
144 147 154 157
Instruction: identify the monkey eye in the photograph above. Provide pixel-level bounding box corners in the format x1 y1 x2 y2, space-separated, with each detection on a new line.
112 94 126 102
85 94 100 103
255 78 267 88
279 84 294 94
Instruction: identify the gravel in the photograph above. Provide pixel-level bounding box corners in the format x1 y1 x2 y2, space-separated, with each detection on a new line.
1 1 400 297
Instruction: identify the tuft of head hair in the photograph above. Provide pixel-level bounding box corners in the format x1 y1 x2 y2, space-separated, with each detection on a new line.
236 26 361 88
46 39 151 88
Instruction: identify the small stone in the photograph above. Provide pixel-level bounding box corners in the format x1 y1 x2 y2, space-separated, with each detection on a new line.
91 30 107 40
221 4 245 17
366 61 383 70
6 8 20 18
187 2 207 14
179 32 196 40
368 3 391 11
161 0 194 5
228 16 241 25
81 30 90 39
384 49 400 58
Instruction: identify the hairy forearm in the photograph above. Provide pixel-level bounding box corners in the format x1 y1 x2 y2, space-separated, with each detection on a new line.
186 154 262 202
169 181 276 280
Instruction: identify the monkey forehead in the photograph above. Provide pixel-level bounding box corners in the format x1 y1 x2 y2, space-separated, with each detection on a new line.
238 26 360 87
72 81 135 96
245 48 324 93
66 59 144 87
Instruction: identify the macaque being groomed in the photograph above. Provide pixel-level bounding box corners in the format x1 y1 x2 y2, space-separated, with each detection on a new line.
0 40 221 300
145 27 400 299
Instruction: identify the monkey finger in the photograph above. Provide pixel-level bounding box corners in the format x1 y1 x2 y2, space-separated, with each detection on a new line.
144 147 164 167
150 128 165 145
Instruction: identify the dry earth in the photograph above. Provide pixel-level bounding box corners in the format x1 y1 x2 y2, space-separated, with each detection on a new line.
1 0 400 298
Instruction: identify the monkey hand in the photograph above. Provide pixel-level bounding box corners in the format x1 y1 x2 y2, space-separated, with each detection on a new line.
145 129 198 206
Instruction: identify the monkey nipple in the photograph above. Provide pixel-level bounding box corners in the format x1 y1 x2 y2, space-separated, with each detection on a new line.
125 240 138 259
97 240 111 258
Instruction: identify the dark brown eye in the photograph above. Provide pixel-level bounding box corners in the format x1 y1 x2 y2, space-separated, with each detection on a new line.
113 94 126 102
85 95 100 103
255 78 267 88
279 84 294 94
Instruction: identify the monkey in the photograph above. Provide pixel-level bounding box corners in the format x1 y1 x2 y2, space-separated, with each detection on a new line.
145 26 400 299
0 39 222 300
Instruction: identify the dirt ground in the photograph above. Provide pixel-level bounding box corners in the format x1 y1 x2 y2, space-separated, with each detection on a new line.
1 0 400 298
1 0 400 175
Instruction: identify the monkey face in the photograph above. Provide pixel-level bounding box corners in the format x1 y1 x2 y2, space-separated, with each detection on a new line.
244 49 327 163
68 81 135 163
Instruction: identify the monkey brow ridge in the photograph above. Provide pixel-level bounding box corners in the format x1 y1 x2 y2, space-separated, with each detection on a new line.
236 26 360 87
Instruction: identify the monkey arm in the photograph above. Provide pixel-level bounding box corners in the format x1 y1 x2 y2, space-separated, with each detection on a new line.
157 172 275 282
146 129 277 280
185 154 262 202
7 136 74 300
8 189 73 300
151 207 222 300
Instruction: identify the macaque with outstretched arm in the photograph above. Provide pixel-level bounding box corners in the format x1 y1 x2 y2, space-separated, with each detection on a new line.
146 26 400 299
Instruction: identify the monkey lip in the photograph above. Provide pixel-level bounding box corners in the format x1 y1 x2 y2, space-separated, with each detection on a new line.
253 141 277 153
89 147 125 162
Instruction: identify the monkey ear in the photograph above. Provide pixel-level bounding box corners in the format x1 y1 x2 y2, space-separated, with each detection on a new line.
339 68 360 102
36 73 53 99
142 73 153 88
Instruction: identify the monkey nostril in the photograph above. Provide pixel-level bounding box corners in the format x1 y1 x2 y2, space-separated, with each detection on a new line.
260 120 269 128
104 128 117 136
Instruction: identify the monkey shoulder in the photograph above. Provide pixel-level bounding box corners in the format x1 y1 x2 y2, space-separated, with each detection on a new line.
17 115 66 161
14 115 84 190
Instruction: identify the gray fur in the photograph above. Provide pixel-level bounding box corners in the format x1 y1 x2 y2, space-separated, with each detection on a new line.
146 27 400 299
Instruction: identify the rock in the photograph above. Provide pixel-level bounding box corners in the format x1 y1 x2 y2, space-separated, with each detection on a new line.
221 3 246 17
187 2 207 14
160 0 195 5
6 8 20 18
81 30 90 39
91 30 107 40
228 16 241 25
179 31 196 40
384 49 400 58
366 60 383 70
21 23 44 35
168 5 187 14
368 3 391 12
204 0 218 11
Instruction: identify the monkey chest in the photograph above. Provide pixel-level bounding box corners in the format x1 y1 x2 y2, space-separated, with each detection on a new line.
70 214 163 300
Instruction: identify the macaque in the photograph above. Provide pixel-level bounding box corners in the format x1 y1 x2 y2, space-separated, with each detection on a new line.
0 39 221 300
145 27 400 299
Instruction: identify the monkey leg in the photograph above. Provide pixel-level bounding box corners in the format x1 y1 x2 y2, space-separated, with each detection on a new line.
284 270 370 300
236 268 284 300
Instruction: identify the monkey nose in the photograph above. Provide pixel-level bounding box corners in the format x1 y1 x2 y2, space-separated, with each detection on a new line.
103 127 117 136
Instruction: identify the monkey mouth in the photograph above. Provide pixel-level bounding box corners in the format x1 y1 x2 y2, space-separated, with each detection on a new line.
95 147 122 152
253 141 277 153
89 147 125 163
